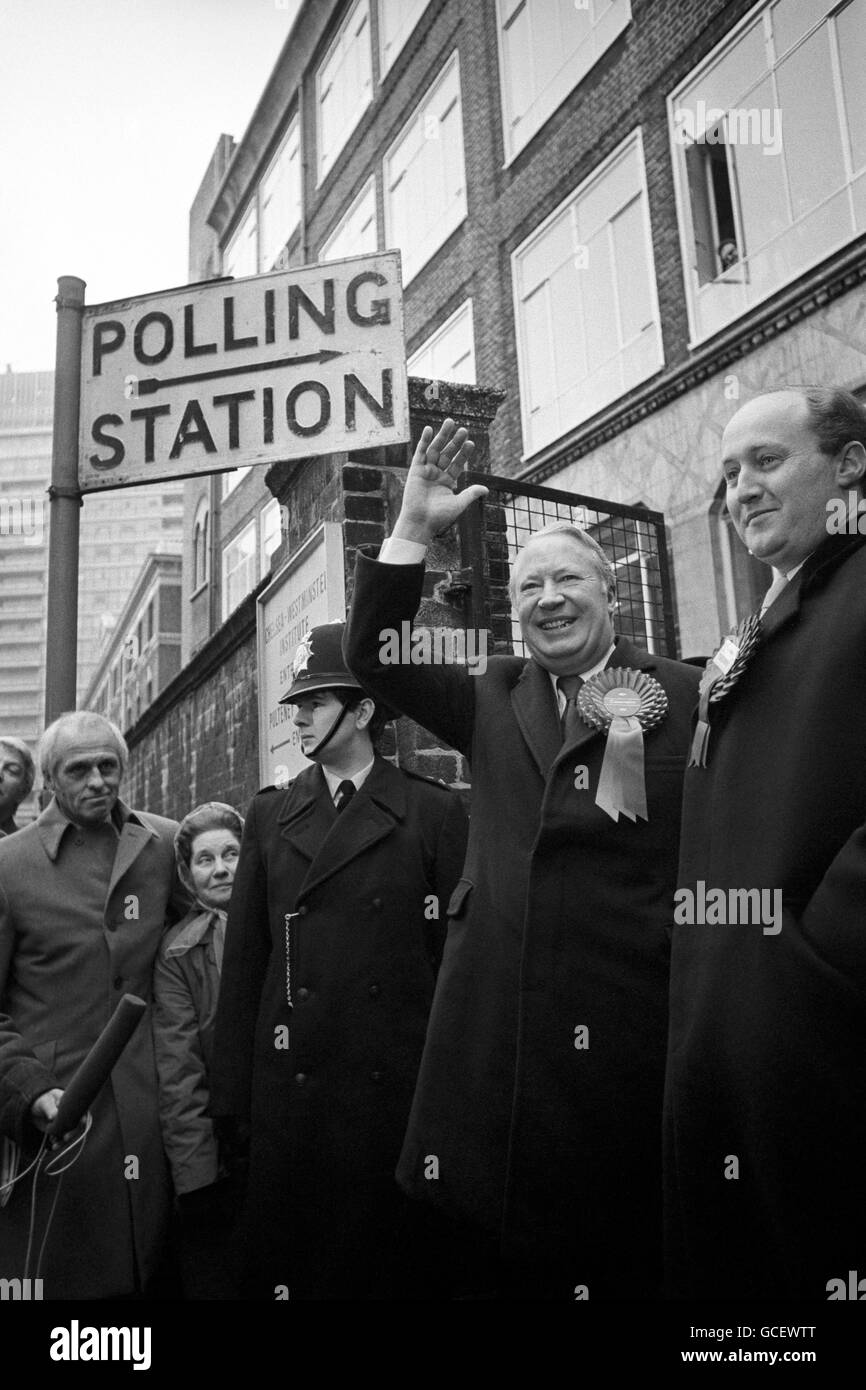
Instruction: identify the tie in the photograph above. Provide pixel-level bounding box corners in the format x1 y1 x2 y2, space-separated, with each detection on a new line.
558 674 584 742
760 570 788 615
335 779 356 813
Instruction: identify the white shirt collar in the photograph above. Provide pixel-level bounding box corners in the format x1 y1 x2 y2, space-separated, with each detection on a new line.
549 641 616 713
322 756 375 802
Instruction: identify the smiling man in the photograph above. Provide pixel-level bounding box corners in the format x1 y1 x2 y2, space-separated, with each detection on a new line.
666 386 866 1300
210 623 467 1299
344 420 700 1300
0 711 185 1298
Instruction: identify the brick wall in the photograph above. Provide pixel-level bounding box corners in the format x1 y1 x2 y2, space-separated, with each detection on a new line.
124 380 504 816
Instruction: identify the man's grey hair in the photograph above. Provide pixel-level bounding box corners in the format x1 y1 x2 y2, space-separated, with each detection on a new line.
39 712 129 780
0 736 36 798
509 521 618 605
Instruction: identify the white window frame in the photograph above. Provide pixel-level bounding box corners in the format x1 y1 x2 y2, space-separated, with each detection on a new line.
383 51 467 287
223 203 258 280
408 299 476 384
259 115 302 272
192 498 210 593
496 0 632 165
316 0 373 185
260 499 283 578
378 0 430 79
222 520 257 622
319 176 378 262
222 467 252 500
511 128 663 460
668 0 864 346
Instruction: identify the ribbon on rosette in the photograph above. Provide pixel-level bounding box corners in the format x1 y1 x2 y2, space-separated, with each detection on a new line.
688 611 762 767
577 668 669 822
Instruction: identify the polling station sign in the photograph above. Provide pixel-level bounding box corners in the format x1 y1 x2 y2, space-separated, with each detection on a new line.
77 251 408 493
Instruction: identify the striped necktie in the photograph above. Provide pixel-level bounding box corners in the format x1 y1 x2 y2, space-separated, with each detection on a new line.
558 674 584 741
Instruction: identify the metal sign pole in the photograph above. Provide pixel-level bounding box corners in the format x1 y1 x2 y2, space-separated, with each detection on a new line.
44 275 86 725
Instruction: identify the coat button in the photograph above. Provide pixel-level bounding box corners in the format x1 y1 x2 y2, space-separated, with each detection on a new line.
297 987 310 1002
370 1070 383 1082
297 905 308 916
73 836 84 847
371 897 382 909
368 983 381 998
106 922 117 933
113 976 123 989
294 1072 307 1086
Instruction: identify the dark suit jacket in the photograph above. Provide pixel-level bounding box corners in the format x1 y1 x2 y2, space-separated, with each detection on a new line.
209 755 467 1299
345 551 701 1298
666 533 866 1299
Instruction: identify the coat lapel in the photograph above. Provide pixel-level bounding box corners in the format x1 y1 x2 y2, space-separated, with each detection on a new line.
106 806 159 900
511 660 563 779
287 759 406 899
278 765 337 864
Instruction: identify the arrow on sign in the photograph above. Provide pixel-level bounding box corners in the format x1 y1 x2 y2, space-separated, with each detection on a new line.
135 349 345 395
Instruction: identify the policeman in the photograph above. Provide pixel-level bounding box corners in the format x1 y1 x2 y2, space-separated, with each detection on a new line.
210 622 468 1300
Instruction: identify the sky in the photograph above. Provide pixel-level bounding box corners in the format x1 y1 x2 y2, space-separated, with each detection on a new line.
0 0 302 372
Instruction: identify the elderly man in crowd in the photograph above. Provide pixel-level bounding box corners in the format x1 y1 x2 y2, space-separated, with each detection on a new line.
0 711 185 1299
345 419 700 1300
666 386 866 1300
0 736 34 836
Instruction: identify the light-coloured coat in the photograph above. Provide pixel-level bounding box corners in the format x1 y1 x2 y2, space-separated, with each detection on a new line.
0 797 184 1298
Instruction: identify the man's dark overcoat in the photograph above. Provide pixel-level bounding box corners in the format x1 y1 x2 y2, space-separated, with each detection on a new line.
0 799 181 1298
345 552 701 1298
666 533 866 1300
209 754 467 1300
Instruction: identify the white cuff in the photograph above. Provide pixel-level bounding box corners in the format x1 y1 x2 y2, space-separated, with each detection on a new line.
378 537 428 565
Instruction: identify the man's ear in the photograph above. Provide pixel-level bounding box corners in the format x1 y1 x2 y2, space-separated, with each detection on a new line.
836 440 866 490
353 697 376 731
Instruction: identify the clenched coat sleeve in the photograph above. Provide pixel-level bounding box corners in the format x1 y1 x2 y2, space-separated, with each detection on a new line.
0 880 57 1145
152 949 219 1196
345 550 476 759
209 796 272 1121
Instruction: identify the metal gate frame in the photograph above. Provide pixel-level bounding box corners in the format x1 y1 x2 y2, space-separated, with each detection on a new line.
457 471 679 659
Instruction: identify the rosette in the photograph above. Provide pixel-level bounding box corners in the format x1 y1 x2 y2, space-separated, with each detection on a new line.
578 668 668 822
688 611 763 767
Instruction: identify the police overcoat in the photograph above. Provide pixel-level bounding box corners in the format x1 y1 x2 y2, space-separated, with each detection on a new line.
666 532 866 1299
209 754 467 1299
345 551 701 1298
0 798 182 1299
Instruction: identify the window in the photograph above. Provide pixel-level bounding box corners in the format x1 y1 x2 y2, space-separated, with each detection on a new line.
408 300 476 384
379 0 430 77
260 117 302 271
222 522 257 621
192 500 209 591
670 0 866 343
497 0 631 163
512 130 662 457
319 177 378 262
223 203 258 279
317 0 373 183
222 467 252 499
261 499 283 578
384 52 467 286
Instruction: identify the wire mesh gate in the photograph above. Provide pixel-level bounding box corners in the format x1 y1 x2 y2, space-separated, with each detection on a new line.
456 472 678 658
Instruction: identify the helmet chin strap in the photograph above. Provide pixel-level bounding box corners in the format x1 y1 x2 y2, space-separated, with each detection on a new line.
306 693 355 761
